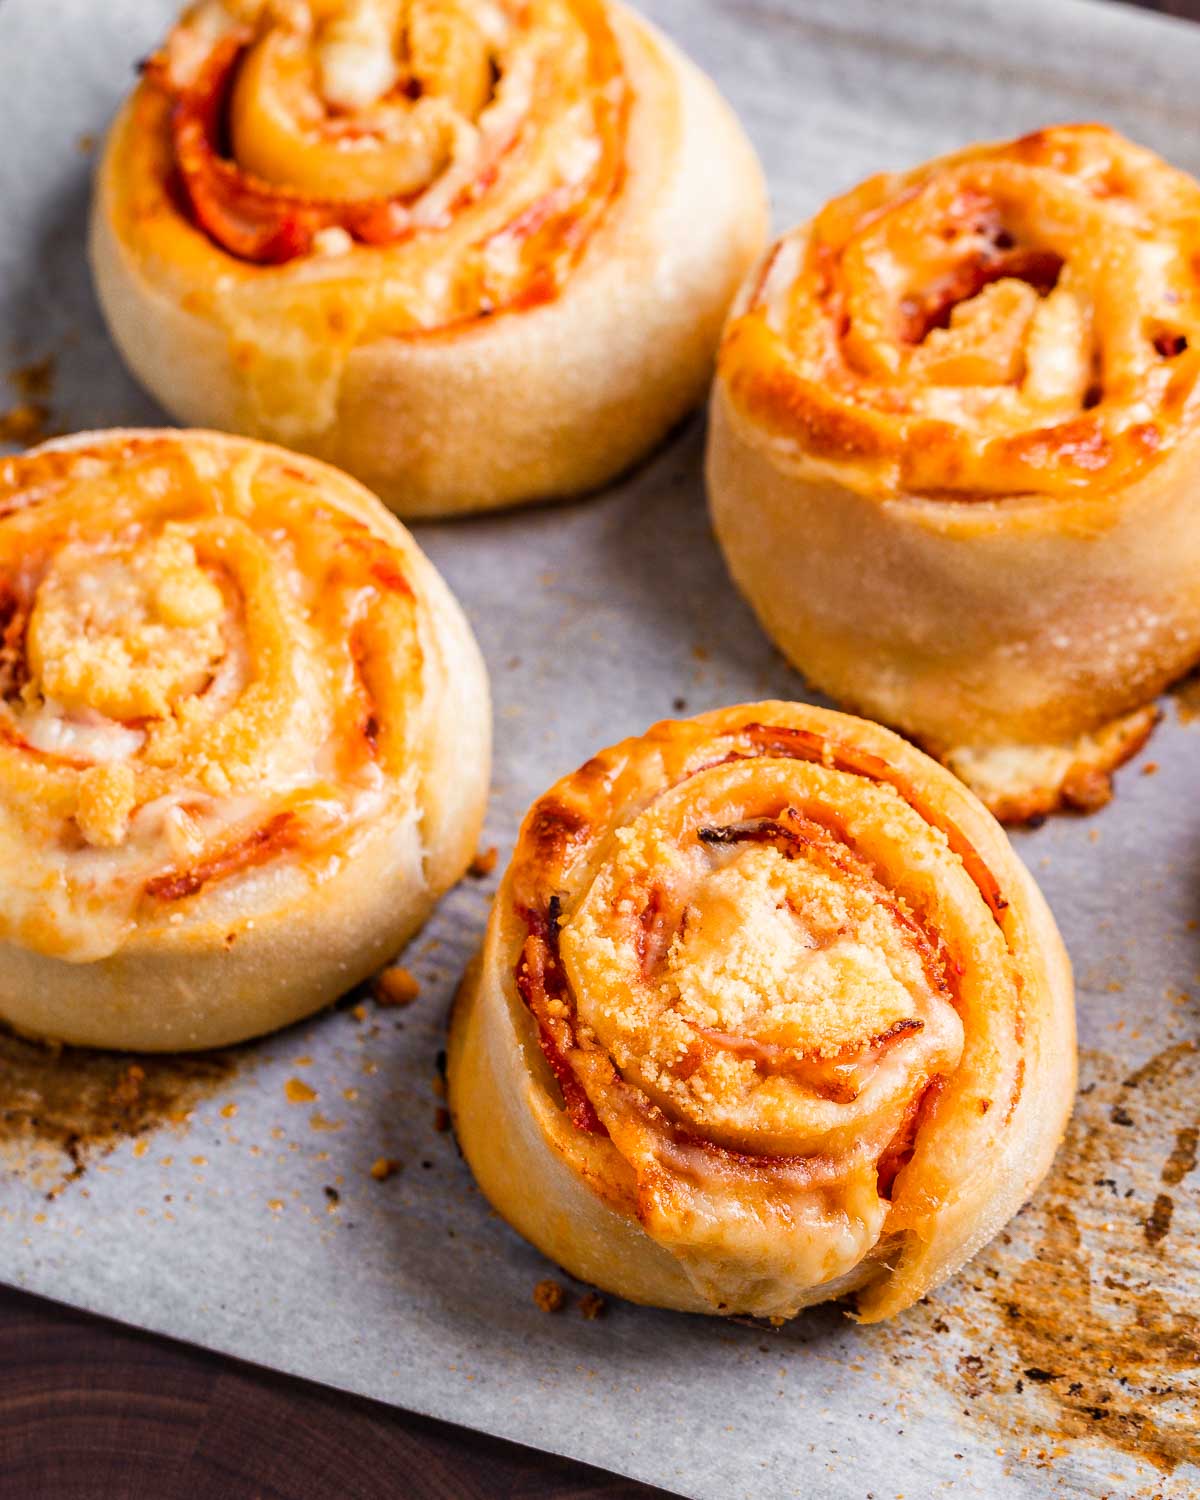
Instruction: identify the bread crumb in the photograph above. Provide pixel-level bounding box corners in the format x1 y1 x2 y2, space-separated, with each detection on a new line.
370 1157 402 1182
1142 761 1159 776
352 1002 368 1023
374 966 420 1007
533 1279 566 1313
469 845 499 878
579 1292 606 1320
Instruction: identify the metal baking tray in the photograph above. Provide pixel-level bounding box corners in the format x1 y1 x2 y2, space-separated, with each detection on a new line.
0 1 1196 1495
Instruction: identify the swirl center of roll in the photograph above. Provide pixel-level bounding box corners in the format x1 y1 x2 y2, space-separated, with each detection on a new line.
664 842 925 1057
230 0 502 203
559 772 965 1159
27 529 226 723
726 126 1200 496
150 0 628 287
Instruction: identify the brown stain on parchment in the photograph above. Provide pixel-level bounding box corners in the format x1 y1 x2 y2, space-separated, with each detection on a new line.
872 1043 1199 1480
0 402 51 447
0 355 56 449
0 1026 236 1196
7 356 55 402
989 1040 1198 1470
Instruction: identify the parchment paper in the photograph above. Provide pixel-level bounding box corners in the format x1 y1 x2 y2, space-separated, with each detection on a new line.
0 1 1197 1496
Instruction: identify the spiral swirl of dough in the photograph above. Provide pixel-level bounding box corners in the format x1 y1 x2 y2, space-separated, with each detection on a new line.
0 430 489 1050
720 124 1200 498
143 0 627 309
449 703 1074 1321
91 0 767 515
709 126 1200 821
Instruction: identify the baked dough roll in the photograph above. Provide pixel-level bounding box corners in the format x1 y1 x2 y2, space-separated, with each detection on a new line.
91 0 767 518
448 702 1074 1322
708 124 1200 822
0 429 489 1052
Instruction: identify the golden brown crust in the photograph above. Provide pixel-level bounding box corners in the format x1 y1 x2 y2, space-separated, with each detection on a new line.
448 702 1075 1322
708 125 1200 819
90 0 768 516
938 704 1158 825
0 429 490 1051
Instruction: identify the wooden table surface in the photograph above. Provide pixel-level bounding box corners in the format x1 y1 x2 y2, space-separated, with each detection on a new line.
1 1 1194 1496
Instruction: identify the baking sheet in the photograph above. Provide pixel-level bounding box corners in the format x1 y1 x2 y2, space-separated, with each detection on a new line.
0 0 1198 1495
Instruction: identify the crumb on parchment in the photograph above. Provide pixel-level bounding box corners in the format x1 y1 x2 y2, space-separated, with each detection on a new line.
579 1292 607 1320
374 966 420 1007
370 1157 402 1182
468 846 499 878
533 1279 566 1313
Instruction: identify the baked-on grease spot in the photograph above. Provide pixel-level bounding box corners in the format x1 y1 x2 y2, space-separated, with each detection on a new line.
1162 1125 1198 1186
7 355 55 402
0 1025 235 1195
1143 1193 1174 1247
0 403 50 447
870 1043 1198 1475
0 356 57 449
